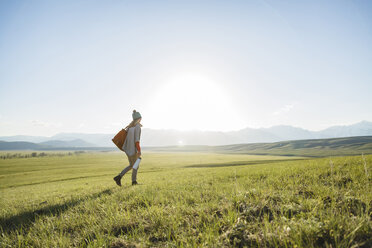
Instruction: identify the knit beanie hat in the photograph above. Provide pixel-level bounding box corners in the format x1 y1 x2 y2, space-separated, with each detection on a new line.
132 110 142 120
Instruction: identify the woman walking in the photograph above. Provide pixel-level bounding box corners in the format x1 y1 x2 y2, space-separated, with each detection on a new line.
113 110 142 186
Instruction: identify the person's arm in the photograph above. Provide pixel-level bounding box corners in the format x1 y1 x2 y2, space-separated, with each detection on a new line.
135 141 141 155
134 125 141 155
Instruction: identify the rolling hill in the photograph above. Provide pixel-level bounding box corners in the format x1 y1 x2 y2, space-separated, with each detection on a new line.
145 136 372 157
0 140 104 151
0 141 49 150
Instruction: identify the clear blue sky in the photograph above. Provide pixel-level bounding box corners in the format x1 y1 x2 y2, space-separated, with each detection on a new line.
0 0 371 136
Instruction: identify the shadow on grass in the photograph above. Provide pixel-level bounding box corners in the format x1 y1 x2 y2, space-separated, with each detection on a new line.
2 173 114 189
0 188 113 234
185 159 305 168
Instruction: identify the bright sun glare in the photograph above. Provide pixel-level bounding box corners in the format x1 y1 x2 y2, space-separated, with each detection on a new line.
144 74 244 131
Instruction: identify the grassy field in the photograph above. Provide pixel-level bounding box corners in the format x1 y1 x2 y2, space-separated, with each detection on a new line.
0 152 371 247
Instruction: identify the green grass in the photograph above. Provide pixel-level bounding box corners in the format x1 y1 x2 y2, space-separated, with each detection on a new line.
0 152 371 247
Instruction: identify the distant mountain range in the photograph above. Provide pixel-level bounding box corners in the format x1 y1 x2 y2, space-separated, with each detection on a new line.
0 121 372 148
39 139 95 147
1 136 371 157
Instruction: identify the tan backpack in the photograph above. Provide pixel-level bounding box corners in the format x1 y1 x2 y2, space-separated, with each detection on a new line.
112 127 128 151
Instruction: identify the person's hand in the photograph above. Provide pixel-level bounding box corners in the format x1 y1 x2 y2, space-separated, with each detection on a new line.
136 152 141 157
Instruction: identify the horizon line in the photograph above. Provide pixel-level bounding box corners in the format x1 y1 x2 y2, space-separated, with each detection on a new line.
0 120 370 137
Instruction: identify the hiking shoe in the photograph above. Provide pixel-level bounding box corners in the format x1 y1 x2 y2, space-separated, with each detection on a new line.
132 181 138 186
113 175 121 186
